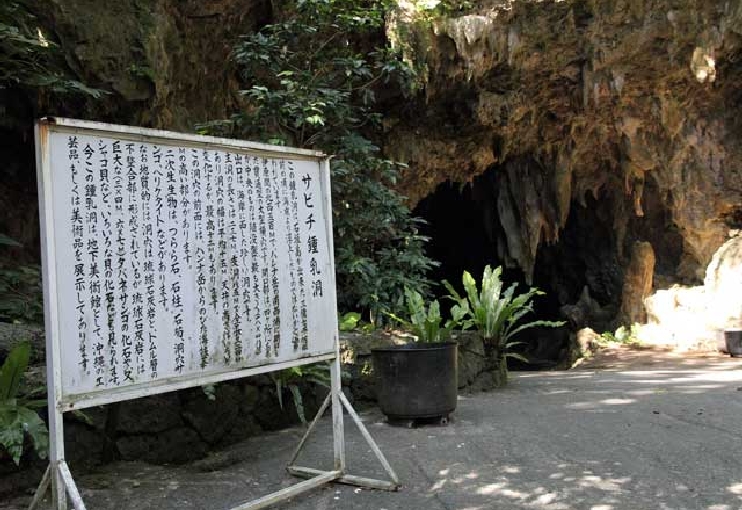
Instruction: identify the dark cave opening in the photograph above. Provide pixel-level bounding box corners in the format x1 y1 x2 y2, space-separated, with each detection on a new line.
623 174 685 286
413 179 528 302
412 164 688 367
413 170 568 367
535 193 623 307
412 159 695 366
533 192 624 337
415 180 513 292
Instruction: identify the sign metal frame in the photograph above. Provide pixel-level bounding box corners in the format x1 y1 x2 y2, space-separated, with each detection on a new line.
30 118 398 510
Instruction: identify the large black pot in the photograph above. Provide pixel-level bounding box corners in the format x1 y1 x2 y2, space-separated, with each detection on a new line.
725 329 742 357
371 342 457 419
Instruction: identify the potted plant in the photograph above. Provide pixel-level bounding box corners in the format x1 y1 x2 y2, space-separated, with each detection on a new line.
443 265 564 383
371 288 458 421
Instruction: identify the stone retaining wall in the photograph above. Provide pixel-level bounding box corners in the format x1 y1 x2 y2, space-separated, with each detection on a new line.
0 329 506 497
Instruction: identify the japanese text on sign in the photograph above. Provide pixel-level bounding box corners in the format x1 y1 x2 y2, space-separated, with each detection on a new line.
47 130 335 397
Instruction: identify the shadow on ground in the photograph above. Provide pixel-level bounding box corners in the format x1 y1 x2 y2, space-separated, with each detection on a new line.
5 347 742 510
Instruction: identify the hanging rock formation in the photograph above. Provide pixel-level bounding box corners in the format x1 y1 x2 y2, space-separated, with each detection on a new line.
384 0 742 333
3 0 740 347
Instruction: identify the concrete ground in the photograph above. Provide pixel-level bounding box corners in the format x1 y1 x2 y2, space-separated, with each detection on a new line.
6 347 742 510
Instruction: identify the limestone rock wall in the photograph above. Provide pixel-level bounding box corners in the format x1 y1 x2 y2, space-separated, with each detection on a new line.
1 0 271 255
26 0 271 130
386 0 742 292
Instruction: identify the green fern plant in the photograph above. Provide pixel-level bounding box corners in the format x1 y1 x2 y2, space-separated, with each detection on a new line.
270 363 333 424
387 287 451 343
443 265 564 361
0 343 48 465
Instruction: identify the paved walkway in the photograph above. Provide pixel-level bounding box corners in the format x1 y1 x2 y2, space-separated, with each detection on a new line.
7 347 742 510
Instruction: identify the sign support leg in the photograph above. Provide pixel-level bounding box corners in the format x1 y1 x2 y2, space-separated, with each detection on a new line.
49 406 67 510
28 464 50 510
288 392 331 466
287 360 399 493
59 461 86 510
28 408 86 510
339 392 399 487
329 355 345 472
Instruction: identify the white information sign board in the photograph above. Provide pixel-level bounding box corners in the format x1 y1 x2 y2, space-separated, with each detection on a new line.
33 118 397 510
39 119 336 409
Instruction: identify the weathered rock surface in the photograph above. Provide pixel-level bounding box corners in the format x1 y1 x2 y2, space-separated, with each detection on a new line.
703 231 742 328
387 0 742 320
559 286 614 332
1 0 272 254
0 323 44 363
117 427 207 464
26 0 271 131
575 327 602 356
116 393 184 434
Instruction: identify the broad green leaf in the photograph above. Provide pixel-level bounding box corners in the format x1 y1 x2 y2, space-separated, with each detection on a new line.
0 416 24 464
442 265 563 352
0 343 30 401
507 320 565 341
339 312 361 331
0 234 22 247
288 384 305 424
17 407 48 460
275 378 283 410
506 352 529 363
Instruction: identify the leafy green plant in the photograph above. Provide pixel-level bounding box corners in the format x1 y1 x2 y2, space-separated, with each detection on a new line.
202 0 436 319
339 312 362 332
0 234 22 247
270 363 333 424
600 324 642 346
339 311 376 333
0 343 48 465
443 265 564 360
387 287 451 343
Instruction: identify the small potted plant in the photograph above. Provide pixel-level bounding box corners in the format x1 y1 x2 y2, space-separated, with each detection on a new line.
443 265 564 382
371 288 457 421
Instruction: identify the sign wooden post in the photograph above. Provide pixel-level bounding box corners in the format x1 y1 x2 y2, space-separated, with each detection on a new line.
31 118 398 510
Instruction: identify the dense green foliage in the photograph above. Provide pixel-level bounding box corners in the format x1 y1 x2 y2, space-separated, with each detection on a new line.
1 3 100 325
339 312 362 331
444 265 565 359
205 0 436 319
0 343 48 465
388 287 450 342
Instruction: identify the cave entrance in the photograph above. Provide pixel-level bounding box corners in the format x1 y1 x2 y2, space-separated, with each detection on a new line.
413 178 526 301
413 166 630 366
533 192 624 335
412 171 565 367
412 155 697 366
414 182 522 294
